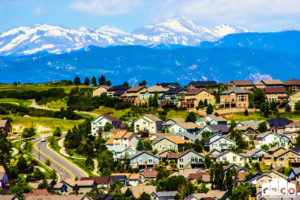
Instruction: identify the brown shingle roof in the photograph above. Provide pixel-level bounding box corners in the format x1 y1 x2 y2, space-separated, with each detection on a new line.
284 78 300 86
24 189 51 197
285 121 300 127
127 86 145 92
142 85 169 93
26 195 89 200
191 190 227 199
264 87 286 94
165 136 187 144
140 169 158 178
103 114 122 122
185 89 210 95
231 80 254 86
144 114 162 122
81 176 111 184
176 122 203 129
262 79 283 85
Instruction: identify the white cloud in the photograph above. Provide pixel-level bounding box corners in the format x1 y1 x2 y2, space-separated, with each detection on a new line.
149 0 300 30
70 0 142 16
32 7 47 15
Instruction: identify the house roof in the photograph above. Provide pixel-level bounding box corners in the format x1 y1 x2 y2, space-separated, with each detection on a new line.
190 190 227 199
175 122 202 130
221 87 250 95
93 85 111 91
102 114 122 122
214 150 246 159
231 80 254 86
64 179 94 186
257 131 279 139
261 79 283 85
285 121 300 128
140 169 158 178
144 114 162 122
291 168 300 175
152 191 178 197
167 118 186 123
267 117 293 128
157 83 180 88
107 145 130 153
142 85 169 93
284 78 300 86
164 87 187 94
253 82 265 87
107 85 129 91
24 189 51 197
167 149 203 159
164 136 187 144
127 86 145 93
246 148 267 156
129 151 160 160
0 195 18 200
185 89 211 95
175 132 201 141
170 169 201 178
188 81 218 87
264 87 286 94
121 186 156 198
187 171 210 182
25 195 90 200
208 124 229 133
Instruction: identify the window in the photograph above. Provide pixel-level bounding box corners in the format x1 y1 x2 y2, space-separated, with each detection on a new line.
143 122 146 124
279 158 284 161
148 158 153 163
233 156 236 162
222 157 227 161
138 158 143 163
238 95 247 102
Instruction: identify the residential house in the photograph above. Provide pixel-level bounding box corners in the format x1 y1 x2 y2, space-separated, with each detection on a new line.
187 171 212 188
207 149 222 157
264 87 287 105
223 164 250 173
157 83 180 88
222 82 235 90
234 125 260 140
284 121 300 133
256 132 290 149
0 165 8 188
261 79 283 87
134 114 163 134
63 179 95 193
271 149 300 167
288 90 300 111
196 114 227 126
185 190 228 200
284 78 300 93
231 80 255 90
153 136 189 152
91 115 122 136
169 122 202 134
170 169 202 178
198 124 229 135
122 86 147 105
139 169 158 183
262 146 287 166
205 134 236 151
111 173 141 186
139 85 169 105
81 177 113 188
174 132 202 142
166 150 205 169
187 81 218 90
92 85 111 96
152 191 177 200
266 117 293 134
245 148 267 163
121 186 156 198
107 145 136 160
220 87 250 108
0 120 12 135
236 121 260 129
214 151 248 166
253 81 265 89
159 87 187 107
105 131 138 148
181 89 215 109
289 168 300 182
163 118 185 129
107 85 129 97
129 151 160 169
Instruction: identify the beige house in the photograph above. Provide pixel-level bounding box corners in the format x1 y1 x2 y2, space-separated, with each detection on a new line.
261 79 283 88
134 114 163 134
153 136 189 152
288 90 300 111
122 86 147 105
264 87 287 105
92 85 111 96
181 89 215 109
220 87 250 108
214 151 248 166
139 86 169 105
284 78 300 93
106 131 138 148
231 80 255 90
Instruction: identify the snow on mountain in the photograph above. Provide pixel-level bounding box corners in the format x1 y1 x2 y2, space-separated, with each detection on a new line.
0 17 248 56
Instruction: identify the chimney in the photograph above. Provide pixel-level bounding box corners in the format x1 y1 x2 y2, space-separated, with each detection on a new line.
153 160 155 169
145 161 147 169
137 161 139 169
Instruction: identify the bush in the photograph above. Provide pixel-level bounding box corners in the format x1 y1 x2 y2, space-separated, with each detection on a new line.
22 127 36 138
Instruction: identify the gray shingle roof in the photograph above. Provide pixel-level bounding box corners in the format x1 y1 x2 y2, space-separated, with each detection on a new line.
221 87 250 94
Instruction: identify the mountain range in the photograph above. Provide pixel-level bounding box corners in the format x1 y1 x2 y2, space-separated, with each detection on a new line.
0 17 300 84
0 17 248 56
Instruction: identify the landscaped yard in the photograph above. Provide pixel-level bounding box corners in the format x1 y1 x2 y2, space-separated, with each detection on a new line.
92 106 130 118
0 114 85 134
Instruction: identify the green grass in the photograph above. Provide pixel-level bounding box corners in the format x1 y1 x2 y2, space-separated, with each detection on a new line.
0 114 85 134
166 109 199 119
42 98 68 109
0 98 33 107
92 106 130 118
224 112 300 122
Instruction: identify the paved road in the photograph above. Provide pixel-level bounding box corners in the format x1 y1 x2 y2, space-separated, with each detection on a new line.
32 137 87 181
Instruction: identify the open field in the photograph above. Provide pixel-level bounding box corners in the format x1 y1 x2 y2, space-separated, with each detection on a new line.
0 98 33 107
224 112 300 122
1 114 84 134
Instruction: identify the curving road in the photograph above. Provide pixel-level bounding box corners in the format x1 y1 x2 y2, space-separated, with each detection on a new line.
32 137 88 181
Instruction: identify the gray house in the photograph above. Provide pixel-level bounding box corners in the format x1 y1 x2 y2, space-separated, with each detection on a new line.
166 150 205 169
129 151 160 169
152 191 177 200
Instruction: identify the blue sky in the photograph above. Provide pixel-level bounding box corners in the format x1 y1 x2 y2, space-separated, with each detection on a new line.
1 0 300 32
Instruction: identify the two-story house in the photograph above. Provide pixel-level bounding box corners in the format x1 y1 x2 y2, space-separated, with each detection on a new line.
205 134 236 151
107 145 136 160
122 86 147 105
159 87 187 107
168 122 202 134
187 81 218 90
180 89 215 109
220 87 250 108
129 151 160 169
107 85 129 97
92 85 111 96
196 114 227 126
283 78 300 93
91 115 122 136
139 85 169 105
288 90 300 111
256 132 290 149
214 151 248 166
153 136 189 152
166 150 205 169
198 124 229 135
231 80 255 90
264 87 287 105
134 114 163 134
106 131 138 149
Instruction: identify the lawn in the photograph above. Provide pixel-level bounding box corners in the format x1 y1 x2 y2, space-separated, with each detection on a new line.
166 109 199 119
224 112 300 122
42 98 68 109
92 106 130 118
0 114 84 134
0 98 33 107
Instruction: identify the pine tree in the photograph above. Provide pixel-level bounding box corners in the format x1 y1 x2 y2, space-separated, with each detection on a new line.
91 76 97 86
204 99 208 107
136 139 144 150
260 103 266 113
106 80 112 86
185 112 197 122
98 75 106 85
206 103 213 114
270 100 277 111
123 81 129 86
248 100 254 108
74 76 81 85
244 109 249 116
285 104 291 113
84 77 90 86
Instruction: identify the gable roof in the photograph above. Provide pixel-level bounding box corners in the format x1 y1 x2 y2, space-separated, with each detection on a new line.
157 83 180 88
167 149 203 159
107 85 129 91
207 134 235 145
221 87 250 95
284 78 300 86
142 85 169 93
143 114 162 122
121 186 156 198
126 86 146 93
208 124 229 133
231 80 254 86
175 132 201 141
246 148 267 157
214 150 246 159
102 114 122 122
166 118 185 123
185 89 211 95
291 168 300 175
285 121 300 128
189 190 227 200
140 169 158 178
261 79 283 85
129 151 160 160
81 177 112 184
173 122 202 130
188 81 218 87
154 136 187 145
264 87 286 94
164 87 187 94
267 117 293 128
257 131 279 139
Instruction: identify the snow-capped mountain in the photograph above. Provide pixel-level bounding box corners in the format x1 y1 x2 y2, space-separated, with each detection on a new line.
0 17 248 56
